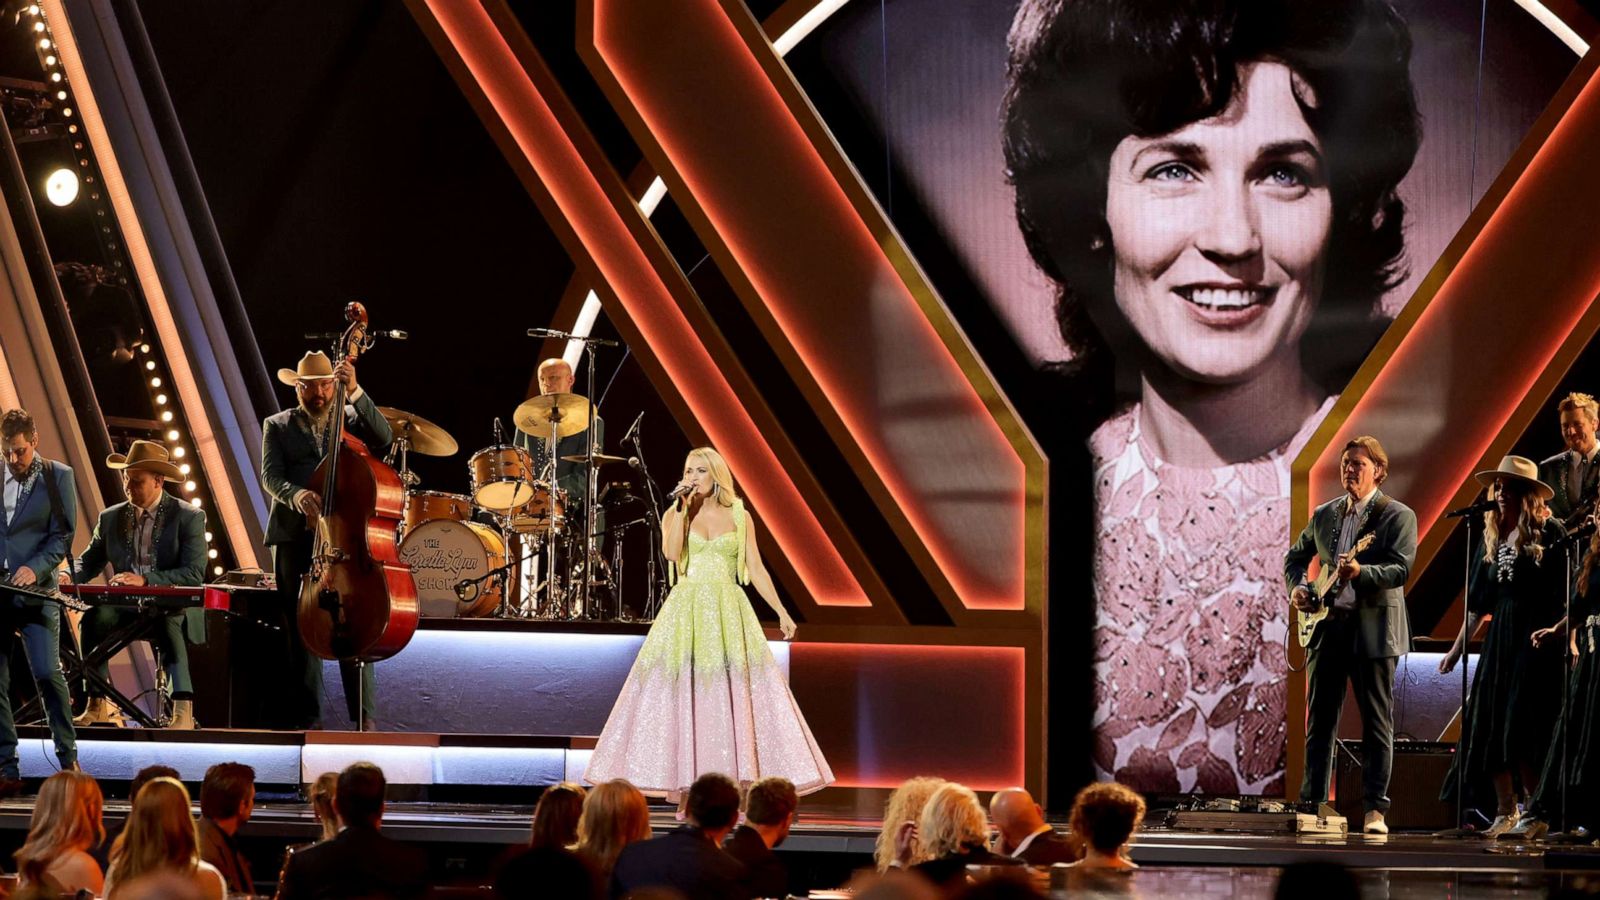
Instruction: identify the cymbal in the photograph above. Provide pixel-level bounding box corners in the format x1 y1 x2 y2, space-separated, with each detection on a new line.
514 393 591 439
377 407 458 457
560 453 629 465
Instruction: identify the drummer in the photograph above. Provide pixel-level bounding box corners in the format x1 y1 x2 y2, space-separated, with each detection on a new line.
513 358 604 518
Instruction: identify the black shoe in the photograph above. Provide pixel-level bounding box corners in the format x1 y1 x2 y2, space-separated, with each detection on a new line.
0 776 25 800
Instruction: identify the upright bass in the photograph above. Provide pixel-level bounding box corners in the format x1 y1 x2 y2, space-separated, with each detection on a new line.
297 302 418 662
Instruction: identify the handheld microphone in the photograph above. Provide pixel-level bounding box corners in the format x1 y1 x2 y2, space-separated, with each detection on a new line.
1445 498 1497 518
670 483 695 500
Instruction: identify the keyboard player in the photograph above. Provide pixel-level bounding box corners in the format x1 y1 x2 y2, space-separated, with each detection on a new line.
61 440 206 729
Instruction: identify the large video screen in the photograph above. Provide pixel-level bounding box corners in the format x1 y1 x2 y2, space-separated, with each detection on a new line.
790 0 1579 794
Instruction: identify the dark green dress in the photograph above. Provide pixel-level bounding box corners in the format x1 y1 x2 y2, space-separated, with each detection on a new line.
1444 519 1567 800
1530 558 1600 822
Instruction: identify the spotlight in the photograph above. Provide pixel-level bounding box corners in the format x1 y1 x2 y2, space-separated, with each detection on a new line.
43 168 77 206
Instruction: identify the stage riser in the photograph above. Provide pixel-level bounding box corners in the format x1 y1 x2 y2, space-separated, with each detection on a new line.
315 630 788 733
16 737 594 789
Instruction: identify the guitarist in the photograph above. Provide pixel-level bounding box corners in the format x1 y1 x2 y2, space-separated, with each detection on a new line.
261 351 392 730
1284 435 1417 835
1538 392 1600 537
0 409 78 797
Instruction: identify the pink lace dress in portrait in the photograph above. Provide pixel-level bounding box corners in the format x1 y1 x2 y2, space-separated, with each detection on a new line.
1090 398 1334 795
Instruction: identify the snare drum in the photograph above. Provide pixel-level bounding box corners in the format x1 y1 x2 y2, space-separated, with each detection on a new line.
507 482 567 534
402 490 474 532
398 519 507 618
469 445 536 512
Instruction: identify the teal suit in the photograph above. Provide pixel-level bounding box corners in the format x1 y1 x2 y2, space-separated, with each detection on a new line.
70 491 207 696
0 458 77 776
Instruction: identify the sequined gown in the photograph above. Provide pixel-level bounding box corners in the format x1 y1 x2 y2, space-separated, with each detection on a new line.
585 500 834 797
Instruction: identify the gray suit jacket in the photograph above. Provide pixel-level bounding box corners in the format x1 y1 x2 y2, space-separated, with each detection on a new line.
260 392 392 546
70 492 208 642
1283 491 1417 658
0 459 75 594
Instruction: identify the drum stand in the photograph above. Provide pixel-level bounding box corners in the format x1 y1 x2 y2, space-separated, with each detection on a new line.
384 435 422 489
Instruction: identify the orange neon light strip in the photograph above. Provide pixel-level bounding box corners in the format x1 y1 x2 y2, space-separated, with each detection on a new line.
42 0 256 569
1307 64 1600 539
591 0 1027 609
423 0 867 605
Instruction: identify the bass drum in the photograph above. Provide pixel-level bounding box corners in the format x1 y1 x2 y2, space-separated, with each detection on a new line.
397 519 507 618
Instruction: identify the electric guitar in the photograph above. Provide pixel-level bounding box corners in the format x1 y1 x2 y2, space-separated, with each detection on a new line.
0 571 89 612
1294 533 1375 648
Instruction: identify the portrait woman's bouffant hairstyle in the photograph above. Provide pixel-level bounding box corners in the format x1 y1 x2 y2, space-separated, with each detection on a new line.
1001 0 1421 414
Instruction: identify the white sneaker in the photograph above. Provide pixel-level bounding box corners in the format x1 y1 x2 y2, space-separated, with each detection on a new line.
1363 811 1388 835
1485 814 1518 838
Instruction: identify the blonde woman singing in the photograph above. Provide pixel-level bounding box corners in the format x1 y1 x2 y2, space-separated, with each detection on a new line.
585 447 833 802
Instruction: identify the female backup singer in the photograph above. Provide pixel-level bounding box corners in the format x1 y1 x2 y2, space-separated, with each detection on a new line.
1439 456 1567 835
585 447 833 802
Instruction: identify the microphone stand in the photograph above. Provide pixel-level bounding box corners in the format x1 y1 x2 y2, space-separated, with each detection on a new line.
1438 508 1482 838
626 423 668 619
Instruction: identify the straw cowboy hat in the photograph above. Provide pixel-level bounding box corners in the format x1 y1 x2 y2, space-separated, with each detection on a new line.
106 440 183 483
277 351 337 386
1474 454 1554 501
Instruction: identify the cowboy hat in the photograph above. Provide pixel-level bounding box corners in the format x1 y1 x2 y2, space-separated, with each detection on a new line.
1474 455 1554 501
106 440 183 483
277 351 337 386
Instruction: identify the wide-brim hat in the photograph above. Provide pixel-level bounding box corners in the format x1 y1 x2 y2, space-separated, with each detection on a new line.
1474 454 1554 501
278 350 336 386
107 440 182 483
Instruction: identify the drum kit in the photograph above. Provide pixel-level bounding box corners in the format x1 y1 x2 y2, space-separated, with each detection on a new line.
383 393 662 622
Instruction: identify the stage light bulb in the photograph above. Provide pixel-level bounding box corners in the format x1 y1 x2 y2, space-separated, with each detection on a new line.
184 480 197 492
204 532 213 543
61 107 71 117
160 411 173 422
179 463 191 475
149 377 161 387
166 429 179 440
213 565 224 576
33 22 44 32
190 497 202 507
173 447 185 458
50 74 60 84
44 55 55 66
39 38 50 48
55 91 65 101
29 5 40 14
140 343 151 354
43 168 77 206
155 393 167 405
145 361 156 370
208 549 218 560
